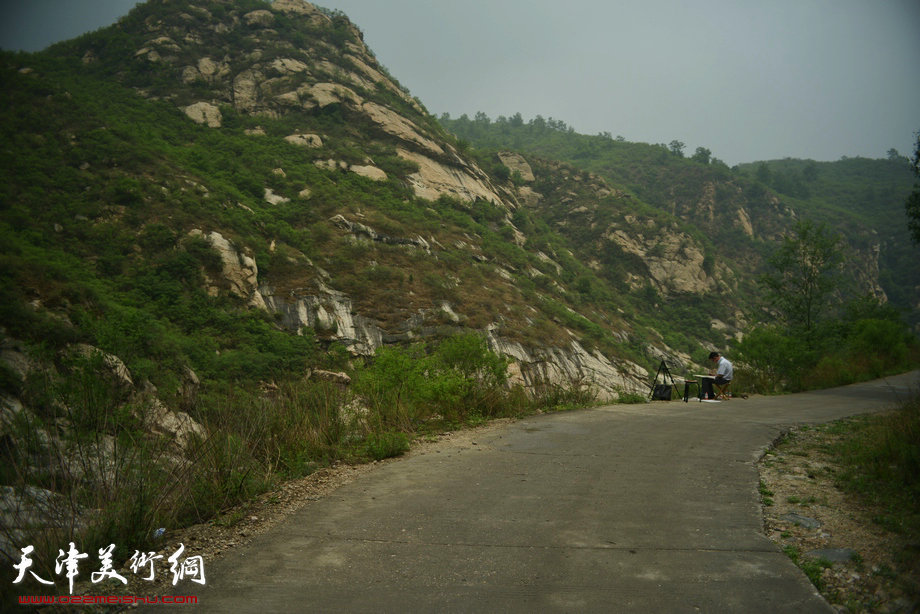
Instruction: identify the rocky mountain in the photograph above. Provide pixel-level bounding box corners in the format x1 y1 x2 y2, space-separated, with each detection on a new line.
2 0 915 410
2 0 918 586
442 114 918 328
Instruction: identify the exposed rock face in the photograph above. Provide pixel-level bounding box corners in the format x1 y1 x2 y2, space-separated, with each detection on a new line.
362 101 444 156
314 158 347 172
737 207 754 236
233 69 263 111
264 187 290 204
498 152 535 182
284 133 323 148
329 214 430 250
262 283 384 356
310 369 352 386
309 82 361 108
188 229 267 309
397 148 504 204
70 343 134 396
349 164 387 182
0 485 90 559
243 9 274 26
605 228 717 294
261 279 647 399
182 101 222 127
0 337 207 558
487 333 648 402
851 242 888 302
143 395 206 450
272 0 328 24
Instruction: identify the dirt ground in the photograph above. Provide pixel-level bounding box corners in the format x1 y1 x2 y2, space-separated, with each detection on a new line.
759 423 919 613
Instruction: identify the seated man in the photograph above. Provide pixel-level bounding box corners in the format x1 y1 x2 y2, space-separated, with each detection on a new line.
708 351 733 399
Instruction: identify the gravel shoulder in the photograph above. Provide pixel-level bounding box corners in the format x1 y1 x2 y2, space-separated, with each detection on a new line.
759 418 919 613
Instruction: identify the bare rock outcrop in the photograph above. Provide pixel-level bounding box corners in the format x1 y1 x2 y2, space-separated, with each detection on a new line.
329 214 429 251
397 148 504 205
243 9 274 26
284 133 323 148
233 69 263 111
605 227 717 294
262 282 384 356
487 333 648 402
498 152 535 182
361 101 443 156
188 230 266 309
349 164 387 182
182 101 222 127
309 82 362 108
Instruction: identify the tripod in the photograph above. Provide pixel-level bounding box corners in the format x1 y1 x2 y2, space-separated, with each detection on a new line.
648 360 675 400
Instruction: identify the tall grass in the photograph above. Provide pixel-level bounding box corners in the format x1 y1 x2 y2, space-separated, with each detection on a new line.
1 333 598 606
821 394 920 599
829 395 920 538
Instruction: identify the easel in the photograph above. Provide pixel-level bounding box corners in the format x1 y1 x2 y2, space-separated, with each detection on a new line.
648 360 676 400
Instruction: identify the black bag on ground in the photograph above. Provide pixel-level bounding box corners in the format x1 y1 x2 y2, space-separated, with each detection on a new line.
652 384 672 400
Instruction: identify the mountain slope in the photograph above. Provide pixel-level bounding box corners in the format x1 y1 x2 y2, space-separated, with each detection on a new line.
3 0 700 407
441 113 919 327
3 0 915 415
2 3 918 592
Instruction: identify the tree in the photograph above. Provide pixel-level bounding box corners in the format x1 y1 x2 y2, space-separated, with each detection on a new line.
802 161 818 182
668 140 685 157
760 220 843 336
691 147 711 164
906 131 920 244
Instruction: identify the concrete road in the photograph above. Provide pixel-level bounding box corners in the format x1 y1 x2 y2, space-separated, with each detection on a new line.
170 371 918 613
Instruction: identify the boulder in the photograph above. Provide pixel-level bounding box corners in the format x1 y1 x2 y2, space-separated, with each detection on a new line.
284 133 323 148
498 152 535 182
264 188 290 204
144 396 206 450
349 164 387 182
181 101 222 128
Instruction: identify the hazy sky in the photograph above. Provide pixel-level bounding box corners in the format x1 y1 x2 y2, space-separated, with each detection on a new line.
2 0 918 165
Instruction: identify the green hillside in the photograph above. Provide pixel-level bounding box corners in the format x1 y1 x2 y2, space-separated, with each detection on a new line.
441 113 919 325
0 1 916 599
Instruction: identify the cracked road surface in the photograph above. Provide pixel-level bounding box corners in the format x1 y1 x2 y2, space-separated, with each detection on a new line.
163 371 918 613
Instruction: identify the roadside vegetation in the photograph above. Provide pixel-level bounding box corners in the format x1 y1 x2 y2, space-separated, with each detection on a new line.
735 220 918 394
761 395 920 610
1 3 918 607
0 330 605 607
